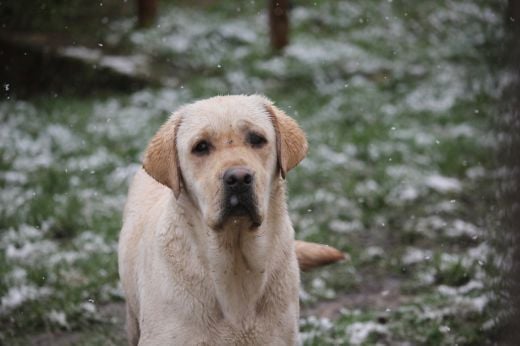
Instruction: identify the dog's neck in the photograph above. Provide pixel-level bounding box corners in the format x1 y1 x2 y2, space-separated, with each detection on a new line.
174 184 289 328
207 221 272 326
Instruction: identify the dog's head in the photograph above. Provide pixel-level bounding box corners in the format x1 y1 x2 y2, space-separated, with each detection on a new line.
143 95 307 231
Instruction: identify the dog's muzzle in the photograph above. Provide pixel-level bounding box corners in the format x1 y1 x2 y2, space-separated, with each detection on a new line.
220 166 262 229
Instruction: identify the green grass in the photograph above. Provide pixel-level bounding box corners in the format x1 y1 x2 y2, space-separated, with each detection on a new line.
0 0 507 344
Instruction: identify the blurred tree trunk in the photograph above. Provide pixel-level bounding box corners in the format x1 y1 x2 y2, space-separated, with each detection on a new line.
501 1 520 345
509 0 520 25
137 0 157 27
269 0 289 50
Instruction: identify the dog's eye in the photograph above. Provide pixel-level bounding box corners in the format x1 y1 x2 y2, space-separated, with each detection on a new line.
192 140 211 155
248 132 267 148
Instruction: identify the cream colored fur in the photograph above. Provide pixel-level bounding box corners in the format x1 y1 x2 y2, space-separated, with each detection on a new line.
119 95 307 345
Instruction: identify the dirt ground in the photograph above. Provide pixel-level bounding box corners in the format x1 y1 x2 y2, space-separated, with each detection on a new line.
26 272 406 345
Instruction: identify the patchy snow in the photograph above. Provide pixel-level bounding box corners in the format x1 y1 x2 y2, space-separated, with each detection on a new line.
417 268 436 285
219 21 257 43
438 280 484 296
60 46 101 62
286 39 368 67
1 224 44 244
255 57 287 76
387 183 423 205
363 246 385 259
398 185 420 201
466 166 486 179
100 54 150 76
456 295 489 313
47 310 69 328
312 278 326 290
445 220 480 238
1 171 28 184
425 175 462 193
354 180 379 196
4 268 28 285
402 247 433 265
80 301 97 314
467 242 491 262
50 41 143 81
76 231 114 254
48 251 85 266
66 148 119 172
46 124 82 154
449 124 475 138
346 321 388 345
107 163 141 186
6 240 58 263
1 285 53 313
408 215 448 237
299 315 334 343
329 219 362 234
405 78 464 113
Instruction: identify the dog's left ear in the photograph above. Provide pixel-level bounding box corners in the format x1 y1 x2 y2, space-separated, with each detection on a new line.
142 113 182 198
264 99 308 178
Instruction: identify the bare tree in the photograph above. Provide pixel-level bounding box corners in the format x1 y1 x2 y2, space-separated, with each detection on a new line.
509 0 520 24
269 0 289 50
498 2 520 345
137 0 157 27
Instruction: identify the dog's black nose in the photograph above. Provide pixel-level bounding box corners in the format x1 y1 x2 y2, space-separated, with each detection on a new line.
224 167 253 188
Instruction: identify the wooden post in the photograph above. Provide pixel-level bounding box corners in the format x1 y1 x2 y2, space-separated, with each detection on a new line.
269 0 289 50
137 0 157 28
509 0 520 24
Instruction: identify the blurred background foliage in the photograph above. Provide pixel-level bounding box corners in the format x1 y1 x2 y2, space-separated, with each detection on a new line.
1 0 133 33
1 0 519 345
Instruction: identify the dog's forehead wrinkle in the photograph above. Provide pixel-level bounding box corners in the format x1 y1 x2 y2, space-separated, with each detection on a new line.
180 100 272 134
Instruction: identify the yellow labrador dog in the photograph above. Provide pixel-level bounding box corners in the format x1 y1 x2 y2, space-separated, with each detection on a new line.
118 95 344 345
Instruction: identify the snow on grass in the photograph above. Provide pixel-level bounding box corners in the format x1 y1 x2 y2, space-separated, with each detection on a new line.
445 220 481 238
328 219 363 234
425 174 462 193
1 285 53 313
346 321 388 345
0 0 503 343
4 268 28 286
437 280 484 296
6 240 58 264
47 310 69 328
299 315 334 344
402 247 433 265
405 68 467 113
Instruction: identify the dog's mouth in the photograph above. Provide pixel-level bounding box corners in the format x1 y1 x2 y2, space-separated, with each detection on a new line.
216 192 262 231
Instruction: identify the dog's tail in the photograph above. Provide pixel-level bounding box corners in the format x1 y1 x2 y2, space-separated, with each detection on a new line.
295 240 347 271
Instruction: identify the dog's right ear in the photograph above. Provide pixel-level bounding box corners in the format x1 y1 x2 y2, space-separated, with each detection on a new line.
143 113 182 198
262 99 308 178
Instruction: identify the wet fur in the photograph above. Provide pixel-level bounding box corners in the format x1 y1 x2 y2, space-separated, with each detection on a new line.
119 95 307 345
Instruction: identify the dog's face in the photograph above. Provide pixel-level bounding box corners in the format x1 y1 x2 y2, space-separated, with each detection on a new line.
143 95 308 231
176 97 278 230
